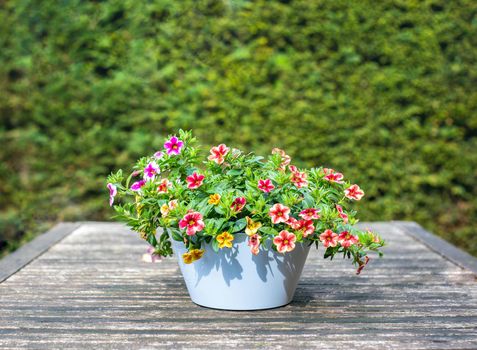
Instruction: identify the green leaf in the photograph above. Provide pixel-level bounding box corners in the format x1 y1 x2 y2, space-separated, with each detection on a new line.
231 218 247 233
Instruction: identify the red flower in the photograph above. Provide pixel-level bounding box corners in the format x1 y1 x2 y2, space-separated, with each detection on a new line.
179 211 205 236
208 144 230 165
157 178 172 193
345 184 364 200
324 171 344 183
231 197 246 212
269 203 291 224
356 256 370 275
290 170 308 188
186 172 205 189
294 219 315 237
319 229 339 248
299 208 320 220
273 230 296 253
258 179 275 193
248 233 261 255
338 231 359 248
335 204 348 224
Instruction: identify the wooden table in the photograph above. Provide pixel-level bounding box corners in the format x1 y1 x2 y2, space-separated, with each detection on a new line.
1 221 476 349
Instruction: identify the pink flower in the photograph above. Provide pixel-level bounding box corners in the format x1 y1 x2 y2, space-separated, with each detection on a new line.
154 151 164 159
290 170 308 188
231 197 246 212
299 208 320 220
294 219 315 237
338 231 359 248
144 162 160 180
272 148 291 171
323 168 335 175
131 179 146 191
179 211 205 236
319 229 339 248
324 171 344 183
169 199 178 210
208 144 230 164
289 165 298 173
258 179 275 193
142 247 162 263
186 172 205 189
336 204 348 224
248 233 261 255
269 203 290 224
164 136 184 155
286 217 299 229
157 178 172 193
107 183 117 206
273 230 296 253
345 184 364 200
356 256 370 275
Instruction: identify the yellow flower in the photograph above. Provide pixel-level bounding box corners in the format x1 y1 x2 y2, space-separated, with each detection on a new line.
245 216 262 236
160 203 170 217
135 195 143 216
182 252 193 264
190 249 205 261
208 193 221 205
216 231 234 249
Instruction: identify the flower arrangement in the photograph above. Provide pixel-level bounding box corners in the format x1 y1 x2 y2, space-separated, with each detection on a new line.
107 130 384 274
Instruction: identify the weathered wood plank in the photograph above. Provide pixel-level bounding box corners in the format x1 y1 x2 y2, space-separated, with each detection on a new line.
0 222 476 349
0 222 81 283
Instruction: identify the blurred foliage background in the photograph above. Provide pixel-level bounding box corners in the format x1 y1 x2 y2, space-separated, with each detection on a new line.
1 0 476 257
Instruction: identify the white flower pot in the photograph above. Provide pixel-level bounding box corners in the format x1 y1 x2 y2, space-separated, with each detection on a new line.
170 233 311 310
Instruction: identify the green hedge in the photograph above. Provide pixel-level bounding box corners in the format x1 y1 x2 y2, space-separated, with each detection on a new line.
1 0 476 256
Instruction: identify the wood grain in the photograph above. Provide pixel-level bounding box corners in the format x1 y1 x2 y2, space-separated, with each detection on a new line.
0 222 476 349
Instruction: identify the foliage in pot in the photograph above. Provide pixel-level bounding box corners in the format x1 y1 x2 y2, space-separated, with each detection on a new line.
107 130 384 274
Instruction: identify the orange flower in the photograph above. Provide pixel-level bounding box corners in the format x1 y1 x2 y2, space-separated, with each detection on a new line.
208 193 221 205
216 231 234 249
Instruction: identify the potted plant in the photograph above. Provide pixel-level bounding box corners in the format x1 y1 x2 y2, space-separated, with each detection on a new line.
107 130 384 310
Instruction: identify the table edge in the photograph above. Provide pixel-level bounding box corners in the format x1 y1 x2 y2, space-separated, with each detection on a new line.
393 220 477 276
1 221 476 283
0 222 82 283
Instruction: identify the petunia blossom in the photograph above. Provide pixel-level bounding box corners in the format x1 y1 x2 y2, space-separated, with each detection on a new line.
299 208 320 220
164 136 184 155
344 184 365 200
290 170 308 188
131 179 146 192
257 179 275 193
107 183 117 206
272 148 291 171
319 229 339 248
338 231 359 248
231 197 246 212
144 162 160 180
154 151 164 159
216 231 234 249
336 204 349 224
208 144 230 164
208 193 221 205
186 172 205 189
157 178 172 193
248 233 261 255
142 247 162 263
179 211 205 236
273 230 296 253
245 216 262 236
293 219 315 237
269 203 291 224
324 171 344 183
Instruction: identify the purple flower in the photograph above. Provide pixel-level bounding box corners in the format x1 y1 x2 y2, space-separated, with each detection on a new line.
143 162 159 180
164 136 184 155
131 179 146 192
107 183 117 206
154 151 164 159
